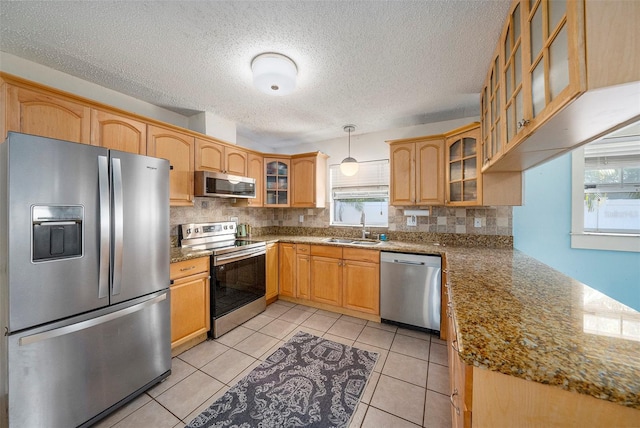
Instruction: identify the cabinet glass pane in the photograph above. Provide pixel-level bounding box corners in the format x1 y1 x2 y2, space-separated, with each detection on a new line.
278 176 288 189
277 162 288 176
549 0 567 33
491 96 497 124
494 56 500 83
463 138 476 157
532 59 545 117
549 24 569 101
464 158 477 179
505 63 513 96
449 140 461 161
278 191 288 204
266 190 277 204
494 122 502 154
450 161 462 181
516 90 523 128
266 162 277 175
530 2 543 61
266 176 277 190
504 27 511 57
507 104 515 141
463 180 477 201
513 4 521 41
514 45 522 86
450 182 462 202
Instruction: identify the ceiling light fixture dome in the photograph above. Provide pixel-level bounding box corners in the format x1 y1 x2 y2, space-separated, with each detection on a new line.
251 52 297 96
340 124 359 176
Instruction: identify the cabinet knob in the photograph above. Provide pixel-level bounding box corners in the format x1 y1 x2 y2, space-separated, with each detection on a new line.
517 119 530 129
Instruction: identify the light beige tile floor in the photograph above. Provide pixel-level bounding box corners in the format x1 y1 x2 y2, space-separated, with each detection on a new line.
92 301 452 428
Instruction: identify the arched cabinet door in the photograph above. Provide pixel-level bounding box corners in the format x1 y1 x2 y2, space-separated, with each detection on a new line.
5 85 90 144
91 109 146 154
147 125 194 206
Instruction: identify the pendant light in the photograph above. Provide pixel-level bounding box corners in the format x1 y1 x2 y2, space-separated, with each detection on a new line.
340 124 359 176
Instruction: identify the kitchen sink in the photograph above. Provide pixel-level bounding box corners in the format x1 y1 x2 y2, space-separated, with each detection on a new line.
324 238 382 246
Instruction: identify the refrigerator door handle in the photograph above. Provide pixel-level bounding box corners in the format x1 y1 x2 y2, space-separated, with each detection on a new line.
98 155 110 299
111 157 124 296
18 293 168 346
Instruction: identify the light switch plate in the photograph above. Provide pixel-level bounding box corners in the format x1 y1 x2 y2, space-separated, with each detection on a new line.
474 218 482 228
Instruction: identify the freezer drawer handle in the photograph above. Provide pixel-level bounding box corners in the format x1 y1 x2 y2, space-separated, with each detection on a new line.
19 293 167 346
392 259 426 266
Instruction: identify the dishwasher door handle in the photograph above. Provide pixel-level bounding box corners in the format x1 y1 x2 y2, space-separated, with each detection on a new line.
392 259 426 266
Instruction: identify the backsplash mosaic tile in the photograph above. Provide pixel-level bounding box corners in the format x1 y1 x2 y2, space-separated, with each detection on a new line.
170 198 513 246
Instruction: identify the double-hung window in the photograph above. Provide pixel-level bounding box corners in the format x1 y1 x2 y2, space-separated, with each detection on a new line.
571 121 640 252
330 160 389 227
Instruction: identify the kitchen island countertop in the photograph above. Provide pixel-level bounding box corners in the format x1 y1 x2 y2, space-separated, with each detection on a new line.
247 234 640 411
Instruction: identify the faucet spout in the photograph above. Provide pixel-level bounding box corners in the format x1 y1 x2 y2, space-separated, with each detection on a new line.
360 212 368 239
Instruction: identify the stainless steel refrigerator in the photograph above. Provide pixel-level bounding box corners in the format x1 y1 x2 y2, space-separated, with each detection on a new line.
0 132 171 427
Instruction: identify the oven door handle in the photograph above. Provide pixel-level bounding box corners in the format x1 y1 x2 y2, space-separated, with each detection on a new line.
215 248 266 266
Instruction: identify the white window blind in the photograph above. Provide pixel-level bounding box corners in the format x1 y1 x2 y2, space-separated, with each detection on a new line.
329 160 389 227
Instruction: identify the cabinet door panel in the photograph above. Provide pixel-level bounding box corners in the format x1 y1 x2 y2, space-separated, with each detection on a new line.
148 125 194 206
266 243 279 300
278 243 296 297
195 138 224 172
416 139 445 205
310 256 342 306
91 109 146 154
225 147 248 176
7 85 90 144
342 260 379 315
296 253 310 299
389 143 414 205
291 157 316 207
170 271 209 347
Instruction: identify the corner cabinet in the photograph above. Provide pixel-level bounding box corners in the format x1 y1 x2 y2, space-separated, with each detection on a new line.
170 257 210 352
388 136 445 206
264 158 290 207
291 152 328 208
147 125 195 206
445 125 482 206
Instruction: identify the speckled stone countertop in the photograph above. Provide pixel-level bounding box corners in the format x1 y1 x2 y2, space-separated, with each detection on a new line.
170 247 212 263
239 235 640 410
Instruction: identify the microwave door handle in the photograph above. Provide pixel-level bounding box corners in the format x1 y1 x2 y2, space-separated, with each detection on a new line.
111 157 124 296
98 155 110 299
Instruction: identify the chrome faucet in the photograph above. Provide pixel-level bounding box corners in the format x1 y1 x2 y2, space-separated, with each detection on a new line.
361 212 369 239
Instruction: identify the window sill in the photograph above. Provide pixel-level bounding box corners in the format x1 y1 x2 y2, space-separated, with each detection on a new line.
570 233 640 252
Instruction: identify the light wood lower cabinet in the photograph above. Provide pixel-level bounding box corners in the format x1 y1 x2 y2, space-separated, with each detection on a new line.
265 243 279 302
342 254 380 315
278 243 296 297
169 257 210 351
446 285 640 427
296 245 311 300
310 250 343 306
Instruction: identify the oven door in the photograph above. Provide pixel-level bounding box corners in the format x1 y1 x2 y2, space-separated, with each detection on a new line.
211 248 266 320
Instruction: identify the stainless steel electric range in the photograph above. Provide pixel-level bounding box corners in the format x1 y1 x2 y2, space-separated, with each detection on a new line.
179 221 266 338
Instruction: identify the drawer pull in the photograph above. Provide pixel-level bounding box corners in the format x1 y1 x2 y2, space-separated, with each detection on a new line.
180 265 196 272
451 338 460 353
450 389 461 415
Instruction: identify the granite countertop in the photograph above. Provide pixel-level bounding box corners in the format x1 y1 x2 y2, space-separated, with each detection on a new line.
170 235 640 410
170 247 213 263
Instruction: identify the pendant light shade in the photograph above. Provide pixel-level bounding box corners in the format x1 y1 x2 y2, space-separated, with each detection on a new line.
340 125 359 176
251 53 297 96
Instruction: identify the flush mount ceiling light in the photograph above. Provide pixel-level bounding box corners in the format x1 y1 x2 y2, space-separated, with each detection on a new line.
340 124 359 176
251 53 297 96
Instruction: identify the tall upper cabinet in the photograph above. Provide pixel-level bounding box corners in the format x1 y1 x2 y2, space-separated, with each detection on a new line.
91 109 147 155
291 152 328 208
195 138 248 176
445 125 481 206
147 125 195 206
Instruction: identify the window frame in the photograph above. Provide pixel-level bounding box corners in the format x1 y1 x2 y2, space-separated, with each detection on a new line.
571 146 640 252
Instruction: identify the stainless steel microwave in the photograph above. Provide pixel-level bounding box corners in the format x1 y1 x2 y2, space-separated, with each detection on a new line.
194 171 256 199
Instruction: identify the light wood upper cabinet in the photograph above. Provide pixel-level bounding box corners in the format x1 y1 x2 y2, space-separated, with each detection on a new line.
169 257 210 350
90 109 146 154
480 46 503 170
265 158 290 207
266 243 279 302
245 152 264 207
388 137 444 206
195 138 248 176
4 84 90 144
290 152 328 208
147 125 195 206
445 125 482 206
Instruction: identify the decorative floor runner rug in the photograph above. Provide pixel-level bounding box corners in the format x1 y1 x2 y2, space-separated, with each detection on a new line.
186 331 379 428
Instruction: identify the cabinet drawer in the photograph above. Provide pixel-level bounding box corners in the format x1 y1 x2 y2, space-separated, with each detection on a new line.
170 257 209 280
343 248 379 263
296 244 310 254
311 245 343 258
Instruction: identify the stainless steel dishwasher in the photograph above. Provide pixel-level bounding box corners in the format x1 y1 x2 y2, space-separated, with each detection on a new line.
380 252 441 332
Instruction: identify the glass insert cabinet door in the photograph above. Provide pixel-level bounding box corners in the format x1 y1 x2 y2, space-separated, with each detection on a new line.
264 158 290 206
446 126 481 206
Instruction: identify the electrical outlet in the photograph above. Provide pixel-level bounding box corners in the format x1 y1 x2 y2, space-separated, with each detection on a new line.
474 218 482 228
230 216 239 224
407 215 417 227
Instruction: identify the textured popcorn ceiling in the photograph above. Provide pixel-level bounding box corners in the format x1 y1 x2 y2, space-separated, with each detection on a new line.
0 1 510 148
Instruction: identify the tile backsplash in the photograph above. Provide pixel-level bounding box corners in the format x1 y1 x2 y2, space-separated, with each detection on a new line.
170 198 512 243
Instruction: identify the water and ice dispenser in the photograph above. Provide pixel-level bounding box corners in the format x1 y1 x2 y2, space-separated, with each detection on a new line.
32 205 83 262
